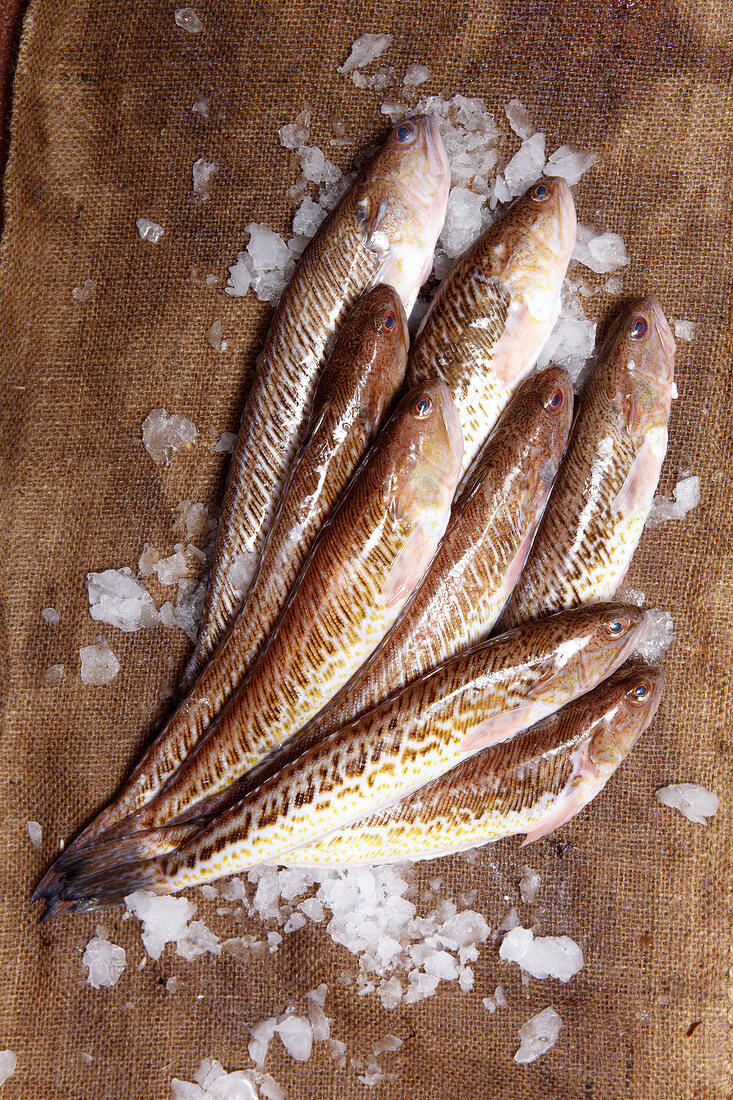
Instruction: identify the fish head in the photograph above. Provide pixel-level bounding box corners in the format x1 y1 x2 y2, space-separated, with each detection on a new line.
535 603 646 705
386 379 464 529
498 178 577 324
603 297 676 446
518 366 575 489
355 116 451 312
585 663 664 777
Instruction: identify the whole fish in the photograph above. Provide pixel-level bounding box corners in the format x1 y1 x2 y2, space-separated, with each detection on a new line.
83 380 463 842
499 297 675 628
36 286 409 891
276 662 664 866
186 365 574 825
407 177 576 478
55 604 645 907
189 116 451 681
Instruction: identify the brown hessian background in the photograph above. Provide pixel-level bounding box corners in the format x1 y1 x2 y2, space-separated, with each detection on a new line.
0 2 732 1097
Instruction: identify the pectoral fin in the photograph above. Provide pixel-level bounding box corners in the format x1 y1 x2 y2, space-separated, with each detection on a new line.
521 790 587 846
381 525 439 607
612 438 657 517
458 702 537 753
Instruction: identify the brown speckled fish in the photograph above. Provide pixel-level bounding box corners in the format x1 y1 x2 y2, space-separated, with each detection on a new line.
499 297 676 629
38 287 409 885
87 380 463 842
276 663 664 866
189 117 451 681
407 178 576 479
55 604 644 907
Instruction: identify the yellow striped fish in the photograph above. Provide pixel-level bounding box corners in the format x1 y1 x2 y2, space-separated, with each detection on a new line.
499 297 675 628
189 117 450 681
276 663 664 866
55 604 645 907
407 178 576 478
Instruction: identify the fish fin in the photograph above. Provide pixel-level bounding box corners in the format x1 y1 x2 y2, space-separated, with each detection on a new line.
381 525 440 607
520 791 587 846
458 702 537 752
56 849 166 910
500 523 538 602
612 438 658 517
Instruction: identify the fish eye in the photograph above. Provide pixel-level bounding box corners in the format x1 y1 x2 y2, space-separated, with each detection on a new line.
547 388 564 410
381 309 397 332
631 681 650 702
604 617 627 637
394 121 416 144
630 315 649 339
413 393 433 418
531 182 550 202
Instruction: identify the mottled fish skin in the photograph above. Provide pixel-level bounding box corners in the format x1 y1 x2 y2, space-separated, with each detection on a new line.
499 297 676 629
277 663 664 866
406 178 576 478
107 380 463 836
57 605 645 905
188 117 451 681
46 287 409 869
201 367 575 816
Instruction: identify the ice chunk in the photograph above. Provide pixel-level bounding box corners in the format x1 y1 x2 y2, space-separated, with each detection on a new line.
515 1006 562 1063
338 32 392 74
136 217 164 243
498 907 520 933
403 63 430 86
163 578 207 642
500 927 584 982
504 98 533 139
174 7 202 33
72 278 96 302
306 987 331 1041
87 568 158 631
82 934 126 988
142 408 197 465
572 224 629 274
152 551 188 587
125 891 198 960
42 664 64 685
213 432 237 454
192 158 218 199
439 186 489 259
423 950 458 980
79 641 120 685
27 821 42 849
674 319 696 340
0 1051 16 1087
293 196 327 238
656 783 719 825
373 1035 402 1054
502 133 546 196
176 920 221 961
519 865 541 904
249 1018 278 1066
206 322 228 354
536 282 597 382
192 96 210 119
353 65 395 91
545 144 597 187
378 976 403 1009
224 254 251 297
482 983 508 1013
171 1058 282 1100
299 897 325 921
635 608 674 662
275 1015 313 1062
646 476 700 528
41 606 59 624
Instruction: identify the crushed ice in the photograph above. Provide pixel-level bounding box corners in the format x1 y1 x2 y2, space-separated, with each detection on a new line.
514 1006 562 1063
26 821 42 850
646 476 700 528
83 928 127 989
499 926 584 982
174 7 202 33
136 217 165 243
170 1058 284 1100
79 640 120 685
142 409 197 465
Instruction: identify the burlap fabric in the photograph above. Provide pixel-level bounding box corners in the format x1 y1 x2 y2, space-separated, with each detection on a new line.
1 2 731 1097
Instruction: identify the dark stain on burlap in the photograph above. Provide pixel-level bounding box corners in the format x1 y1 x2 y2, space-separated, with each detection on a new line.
1 1 732 1097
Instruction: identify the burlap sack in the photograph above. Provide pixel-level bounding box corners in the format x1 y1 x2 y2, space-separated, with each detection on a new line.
1 2 730 1097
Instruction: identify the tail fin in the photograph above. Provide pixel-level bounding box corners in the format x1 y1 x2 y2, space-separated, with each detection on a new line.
55 850 167 912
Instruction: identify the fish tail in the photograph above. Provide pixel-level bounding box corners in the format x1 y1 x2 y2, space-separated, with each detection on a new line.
57 849 168 911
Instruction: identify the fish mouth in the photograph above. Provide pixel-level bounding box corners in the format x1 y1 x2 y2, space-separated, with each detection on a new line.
549 176 577 254
417 114 449 182
644 296 676 363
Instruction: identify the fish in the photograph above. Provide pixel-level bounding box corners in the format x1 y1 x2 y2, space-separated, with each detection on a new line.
275 662 664 866
406 177 576 479
498 297 676 628
36 286 409 889
188 116 451 682
66 379 463 850
53 604 645 908
183 365 574 824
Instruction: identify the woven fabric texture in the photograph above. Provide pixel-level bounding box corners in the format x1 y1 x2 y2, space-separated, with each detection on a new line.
0 2 731 1097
